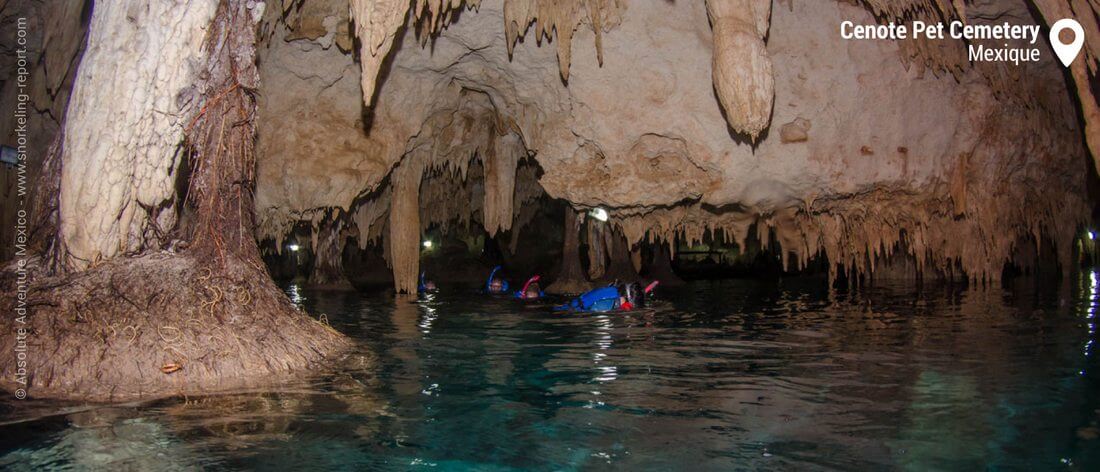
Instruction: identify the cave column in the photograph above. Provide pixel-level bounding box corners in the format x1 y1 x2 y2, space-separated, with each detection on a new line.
705 0 774 139
587 219 608 280
389 162 421 294
57 0 220 270
598 225 640 283
1030 0 1100 172
645 241 686 286
547 207 589 294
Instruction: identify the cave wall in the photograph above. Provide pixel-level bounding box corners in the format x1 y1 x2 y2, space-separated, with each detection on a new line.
0 1 88 262
253 0 1091 281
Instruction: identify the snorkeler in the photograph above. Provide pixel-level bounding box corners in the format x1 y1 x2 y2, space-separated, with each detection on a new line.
485 265 510 294
418 271 437 294
514 275 545 300
556 281 658 312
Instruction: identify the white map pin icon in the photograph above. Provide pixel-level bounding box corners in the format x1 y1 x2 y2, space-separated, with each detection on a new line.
1050 18 1084 67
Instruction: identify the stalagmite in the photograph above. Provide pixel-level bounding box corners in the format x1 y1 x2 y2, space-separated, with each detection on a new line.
389 162 422 294
547 207 590 294
705 0 774 139
57 0 219 270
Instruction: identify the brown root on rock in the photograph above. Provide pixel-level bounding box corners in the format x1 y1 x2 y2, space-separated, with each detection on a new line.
0 0 351 401
0 253 347 401
184 0 264 266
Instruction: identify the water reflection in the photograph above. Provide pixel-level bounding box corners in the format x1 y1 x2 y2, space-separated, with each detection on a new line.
0 276 1097 470
592 313 618 384
1086 271 1097 365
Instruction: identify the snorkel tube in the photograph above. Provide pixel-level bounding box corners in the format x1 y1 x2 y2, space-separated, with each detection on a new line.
515 275 544 299
418 271 437 293
486 265 509 293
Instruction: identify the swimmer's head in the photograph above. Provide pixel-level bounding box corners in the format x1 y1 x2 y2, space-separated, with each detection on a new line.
523 282 542 299
619 282 644 309
489 278 505 293
423 280 437 291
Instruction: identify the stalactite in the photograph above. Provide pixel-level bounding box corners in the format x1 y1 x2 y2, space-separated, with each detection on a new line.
308 213 352 288
705 0 774 139
502 0 619 80
349 0 412 107
482 132 520 235
505 163 547 253
354 186 391 249
389 161 423 294
351 0 621 108
546 207 590 294
342 90 547 295
419 164 482 234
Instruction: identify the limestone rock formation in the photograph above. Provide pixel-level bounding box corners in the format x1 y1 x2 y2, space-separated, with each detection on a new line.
0 0 1096 402
57 0 220 270
253 0 1090 284
1 0 350 401
706 0 775 139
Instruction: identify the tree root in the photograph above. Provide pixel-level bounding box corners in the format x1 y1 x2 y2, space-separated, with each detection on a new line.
0 252 350 401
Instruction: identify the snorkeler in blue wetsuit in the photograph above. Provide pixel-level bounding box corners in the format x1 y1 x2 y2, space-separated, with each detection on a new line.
514 275 545 300
556 281 658 312
485 266 510 294
418 272 437 294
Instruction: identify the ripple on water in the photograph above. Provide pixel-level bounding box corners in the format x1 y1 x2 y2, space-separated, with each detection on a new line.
0 277 1098 470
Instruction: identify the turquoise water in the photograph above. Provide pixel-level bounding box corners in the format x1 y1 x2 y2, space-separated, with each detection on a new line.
1 275 1098 470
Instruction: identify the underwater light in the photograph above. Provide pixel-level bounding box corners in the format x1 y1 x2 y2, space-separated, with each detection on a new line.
423 240 433 248
590 208 609 222
287 244 300 252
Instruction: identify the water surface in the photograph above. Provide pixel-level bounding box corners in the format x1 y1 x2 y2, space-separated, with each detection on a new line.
1 275 1098 470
